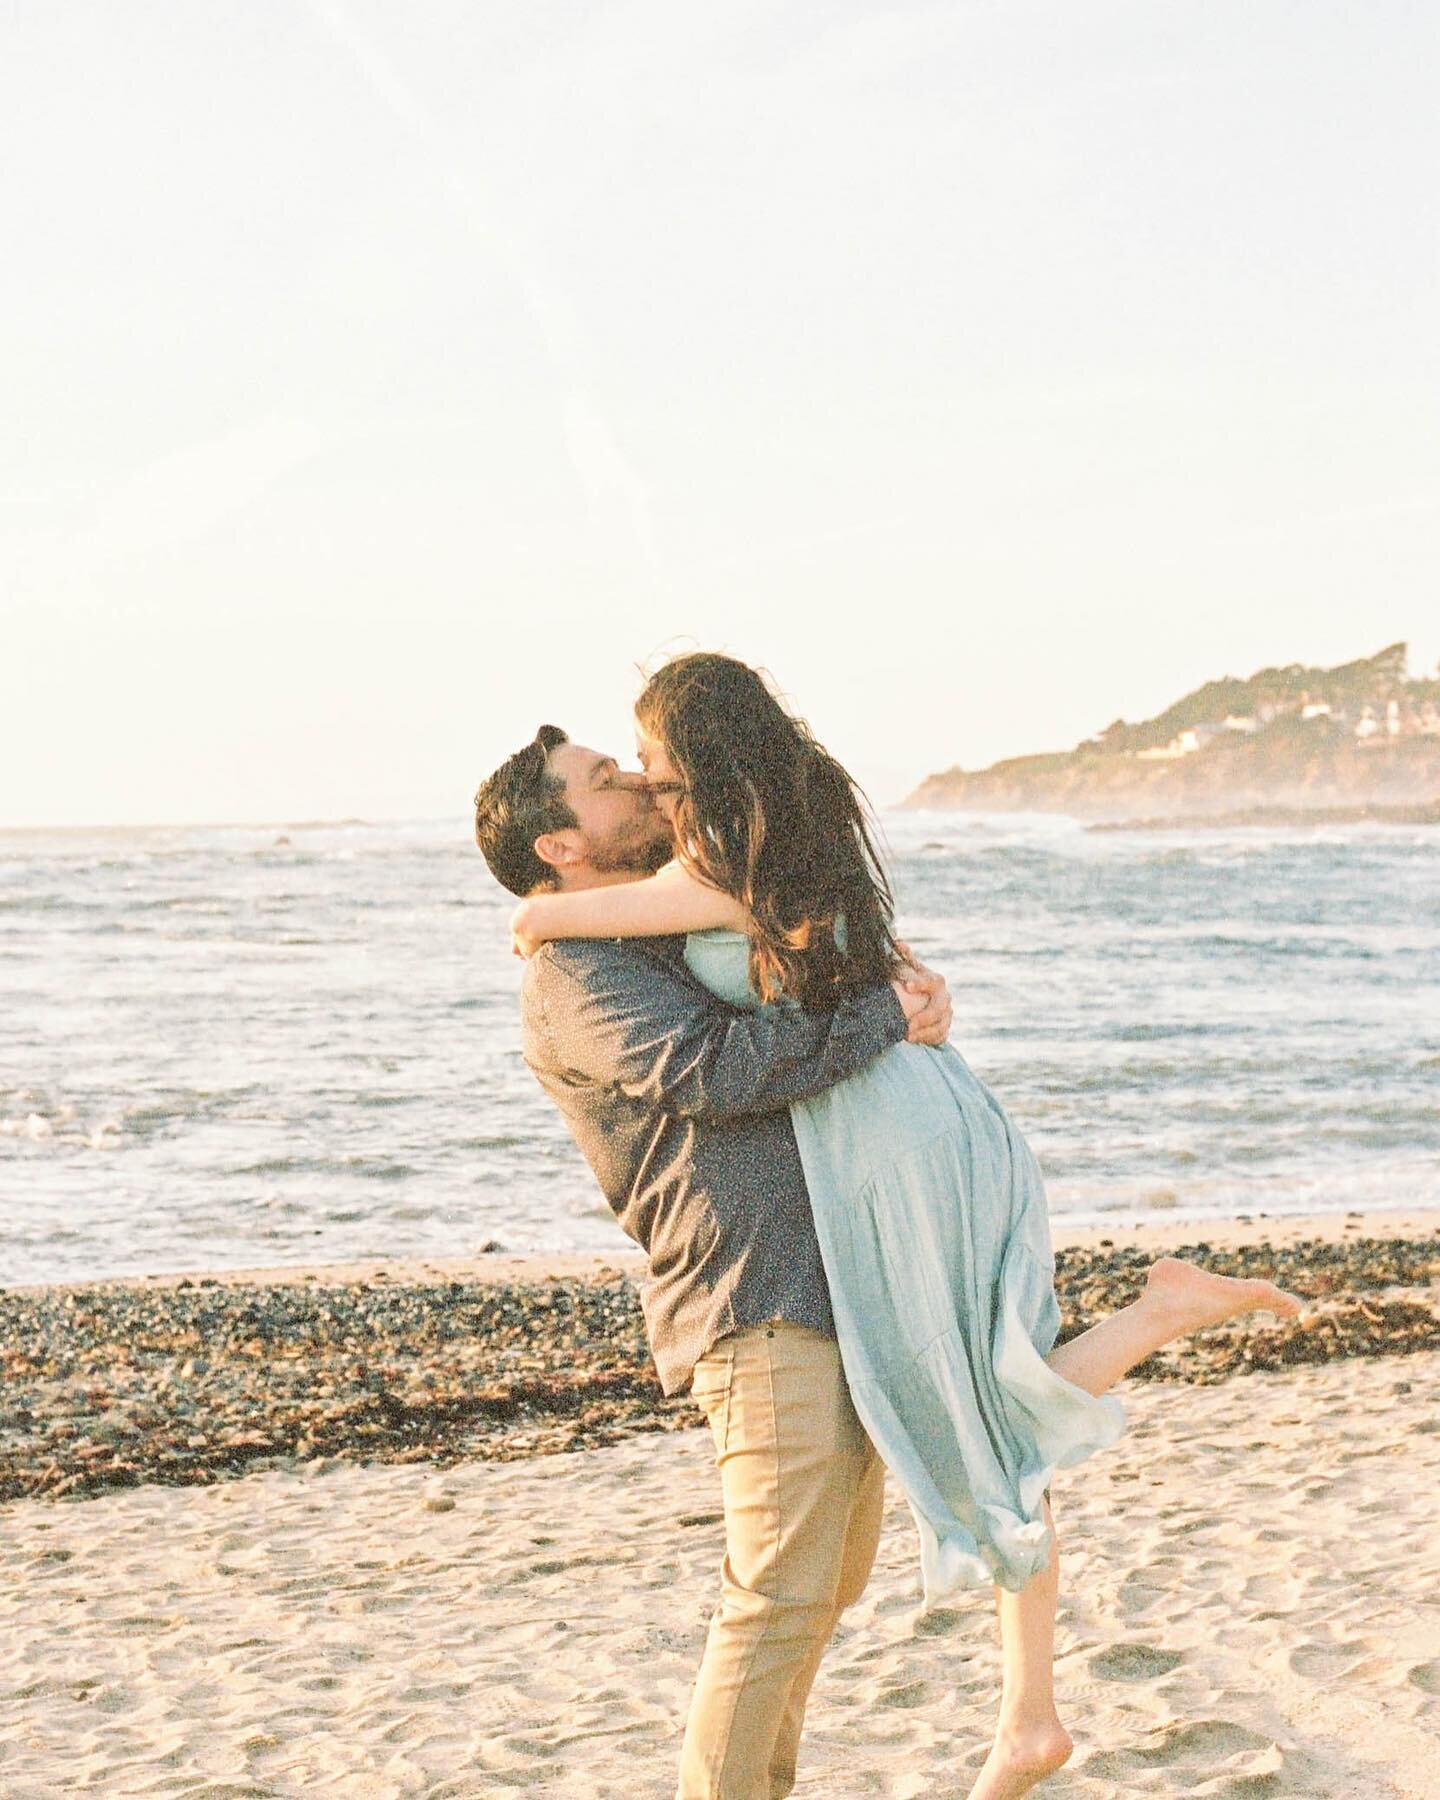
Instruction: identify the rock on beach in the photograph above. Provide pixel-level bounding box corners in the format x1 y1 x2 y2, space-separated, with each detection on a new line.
1 1233 1436 1507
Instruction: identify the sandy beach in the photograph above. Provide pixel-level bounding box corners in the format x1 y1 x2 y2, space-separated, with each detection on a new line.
3 1214 1438 1797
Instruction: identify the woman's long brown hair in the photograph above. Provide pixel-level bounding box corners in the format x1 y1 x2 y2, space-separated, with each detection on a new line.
634 653 904 1008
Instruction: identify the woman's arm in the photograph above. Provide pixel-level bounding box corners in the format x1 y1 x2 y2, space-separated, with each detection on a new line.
512 861 749 955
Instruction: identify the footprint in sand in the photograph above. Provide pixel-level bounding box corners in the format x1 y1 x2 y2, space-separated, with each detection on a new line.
911 1606 965 1638
877 1680 931 1709
1302 1479 1340 1500
1288 1638 1388 1682
1088 1643 1183 1681
1079 1719 1277 1784
1143 1719 1275 1764
872 1590 920 1619
1191 1742 1289 1796
1117 1571 1169 1618
1241 1572 1295 1605
1409 1660 1440 1694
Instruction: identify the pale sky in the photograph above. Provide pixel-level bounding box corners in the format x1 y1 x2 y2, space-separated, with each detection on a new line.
3 1 1437 826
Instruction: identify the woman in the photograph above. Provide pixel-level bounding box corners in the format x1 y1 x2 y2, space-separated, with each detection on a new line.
512 652 1301 1800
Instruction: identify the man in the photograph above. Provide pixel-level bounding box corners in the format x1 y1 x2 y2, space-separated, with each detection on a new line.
474 725 952 1800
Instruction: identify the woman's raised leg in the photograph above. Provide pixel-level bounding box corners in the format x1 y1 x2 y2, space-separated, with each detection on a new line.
1044 1254 1303 1398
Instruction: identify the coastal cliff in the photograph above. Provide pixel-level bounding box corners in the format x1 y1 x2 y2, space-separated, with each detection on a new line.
904 644 1440 821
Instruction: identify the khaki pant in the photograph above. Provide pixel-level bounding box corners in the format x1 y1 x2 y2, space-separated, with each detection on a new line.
677 1322 884 1800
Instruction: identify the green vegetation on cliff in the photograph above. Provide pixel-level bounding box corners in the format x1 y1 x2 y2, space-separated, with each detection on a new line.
906 644 1440 819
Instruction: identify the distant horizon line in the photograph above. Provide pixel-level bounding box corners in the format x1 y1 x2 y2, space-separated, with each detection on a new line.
0 798 928 836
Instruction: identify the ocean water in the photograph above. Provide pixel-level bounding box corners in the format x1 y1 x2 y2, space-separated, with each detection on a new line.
2 812 1437 1286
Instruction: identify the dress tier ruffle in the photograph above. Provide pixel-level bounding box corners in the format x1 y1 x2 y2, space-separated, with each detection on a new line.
683 930 1126 1602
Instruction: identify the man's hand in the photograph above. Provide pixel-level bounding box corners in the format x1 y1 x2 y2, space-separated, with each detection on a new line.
891 940 952 1046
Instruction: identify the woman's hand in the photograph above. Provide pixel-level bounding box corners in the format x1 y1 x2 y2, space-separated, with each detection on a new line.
510 901 543 960
891 942 952 1046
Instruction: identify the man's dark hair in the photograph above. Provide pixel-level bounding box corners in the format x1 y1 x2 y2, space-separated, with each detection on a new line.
473 724 576 895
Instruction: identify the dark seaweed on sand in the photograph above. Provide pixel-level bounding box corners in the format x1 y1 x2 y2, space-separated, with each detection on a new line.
1 1235 1435 1506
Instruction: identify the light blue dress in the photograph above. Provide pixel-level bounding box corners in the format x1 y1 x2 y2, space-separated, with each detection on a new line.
683 929 1127 1602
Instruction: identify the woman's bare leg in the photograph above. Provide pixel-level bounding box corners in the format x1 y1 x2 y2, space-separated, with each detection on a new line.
1045 1255 1303 1397
966 1259 1303 1798
966 1497 1071 1800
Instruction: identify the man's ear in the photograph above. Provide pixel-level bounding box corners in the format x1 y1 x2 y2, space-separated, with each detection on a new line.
533 829 584 874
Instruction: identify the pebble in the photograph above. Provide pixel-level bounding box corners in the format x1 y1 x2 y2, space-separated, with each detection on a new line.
0 1232 1434 1506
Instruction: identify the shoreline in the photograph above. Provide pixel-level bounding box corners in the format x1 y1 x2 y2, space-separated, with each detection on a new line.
9 1205 1438 1299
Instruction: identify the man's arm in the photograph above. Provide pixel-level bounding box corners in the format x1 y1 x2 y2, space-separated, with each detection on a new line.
531 942 918 1124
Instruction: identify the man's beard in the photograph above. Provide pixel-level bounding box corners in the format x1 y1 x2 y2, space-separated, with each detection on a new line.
586 813 674 877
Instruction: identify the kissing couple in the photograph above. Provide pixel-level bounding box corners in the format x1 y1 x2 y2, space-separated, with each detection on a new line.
473 651 1301 1800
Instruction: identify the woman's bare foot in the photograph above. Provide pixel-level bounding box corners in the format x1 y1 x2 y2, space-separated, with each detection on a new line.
1141 1255 1304 1334
966 1718 1073 1799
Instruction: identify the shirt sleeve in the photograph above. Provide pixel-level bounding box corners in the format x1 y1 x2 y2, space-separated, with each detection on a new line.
531 942 908 1123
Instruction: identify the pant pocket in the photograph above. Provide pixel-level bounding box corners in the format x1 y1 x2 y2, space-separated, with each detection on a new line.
689 1349 733 1454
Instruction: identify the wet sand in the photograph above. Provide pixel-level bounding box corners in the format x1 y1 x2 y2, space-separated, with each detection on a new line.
22 1204 1431 1296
